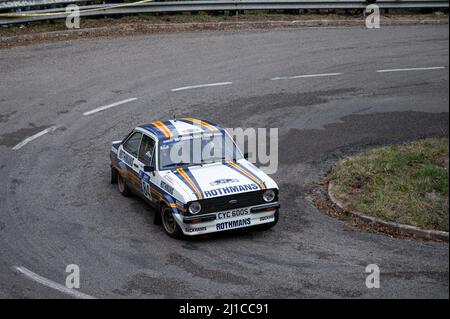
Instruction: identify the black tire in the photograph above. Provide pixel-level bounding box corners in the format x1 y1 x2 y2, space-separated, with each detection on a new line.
161 205 183 239
111 167 118 184
117 172 131 197
153 208 162 225
256 211 279 231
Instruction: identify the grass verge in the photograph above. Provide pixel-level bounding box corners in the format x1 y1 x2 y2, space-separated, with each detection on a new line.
329 138 449 232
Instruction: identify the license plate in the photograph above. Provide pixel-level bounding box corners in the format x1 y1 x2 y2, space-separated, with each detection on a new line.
217 207 250 220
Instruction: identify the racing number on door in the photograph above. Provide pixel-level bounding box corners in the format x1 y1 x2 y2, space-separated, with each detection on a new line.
141 177 152 200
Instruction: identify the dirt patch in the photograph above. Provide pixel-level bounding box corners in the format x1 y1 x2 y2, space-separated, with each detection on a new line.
1 13 448 49
180 88 359 128
0 111 16 123
0 124 51 147
113 272 190 297
167 253 251 285
279 112 449 165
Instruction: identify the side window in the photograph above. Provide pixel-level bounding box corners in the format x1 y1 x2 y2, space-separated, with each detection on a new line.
123 132 142 157
138 135 156 166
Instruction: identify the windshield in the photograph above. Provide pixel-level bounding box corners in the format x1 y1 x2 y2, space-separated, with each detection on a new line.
159 132 242 170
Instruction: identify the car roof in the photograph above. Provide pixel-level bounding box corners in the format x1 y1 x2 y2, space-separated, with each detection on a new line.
138 118 225 140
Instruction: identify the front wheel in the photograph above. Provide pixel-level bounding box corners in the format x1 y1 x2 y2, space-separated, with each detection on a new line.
111 167 118 184
161 205 183 239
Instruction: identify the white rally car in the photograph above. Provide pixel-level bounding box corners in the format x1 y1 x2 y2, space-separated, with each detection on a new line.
110 118 279 238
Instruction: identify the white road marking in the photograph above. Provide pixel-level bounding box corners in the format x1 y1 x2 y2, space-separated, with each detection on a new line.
171 82 233 92
83 97 138 116
270 73 343 81
12 125 60 151
376 66 446 73
14 266 96 299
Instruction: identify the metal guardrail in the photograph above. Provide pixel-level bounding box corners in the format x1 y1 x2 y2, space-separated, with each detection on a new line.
0 0 448 25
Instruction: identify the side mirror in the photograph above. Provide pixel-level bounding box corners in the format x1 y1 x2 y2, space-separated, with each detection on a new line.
143 165 155 172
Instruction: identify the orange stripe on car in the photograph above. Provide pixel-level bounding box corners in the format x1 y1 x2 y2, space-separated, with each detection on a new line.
182 118 219 132
227 161 266 190
177 168 203 200
152 121 173 138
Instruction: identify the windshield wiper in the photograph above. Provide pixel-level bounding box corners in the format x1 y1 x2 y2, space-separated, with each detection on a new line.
202 156 227 163
163 161 203 168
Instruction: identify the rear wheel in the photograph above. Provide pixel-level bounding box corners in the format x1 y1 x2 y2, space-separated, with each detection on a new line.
161 205 183 239
117 173 131 197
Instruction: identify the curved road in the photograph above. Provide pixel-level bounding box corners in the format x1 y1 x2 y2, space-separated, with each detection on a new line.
0 24 449 298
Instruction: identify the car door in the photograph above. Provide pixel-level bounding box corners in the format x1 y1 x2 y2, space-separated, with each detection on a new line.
118 131 143 192
136 134 157 203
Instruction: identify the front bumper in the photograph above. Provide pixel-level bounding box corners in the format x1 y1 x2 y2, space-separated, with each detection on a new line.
175 202 280 236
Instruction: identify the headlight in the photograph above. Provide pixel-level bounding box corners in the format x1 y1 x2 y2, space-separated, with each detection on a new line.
189 201 202 214
263 190 276 202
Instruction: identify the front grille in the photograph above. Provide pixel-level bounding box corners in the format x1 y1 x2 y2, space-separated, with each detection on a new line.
199 190 277 214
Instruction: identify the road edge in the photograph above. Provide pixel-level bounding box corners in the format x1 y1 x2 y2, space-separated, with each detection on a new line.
328 181 449 242
1 18 449 49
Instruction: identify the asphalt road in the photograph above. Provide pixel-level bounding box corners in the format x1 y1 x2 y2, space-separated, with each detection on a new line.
0 24 449 299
